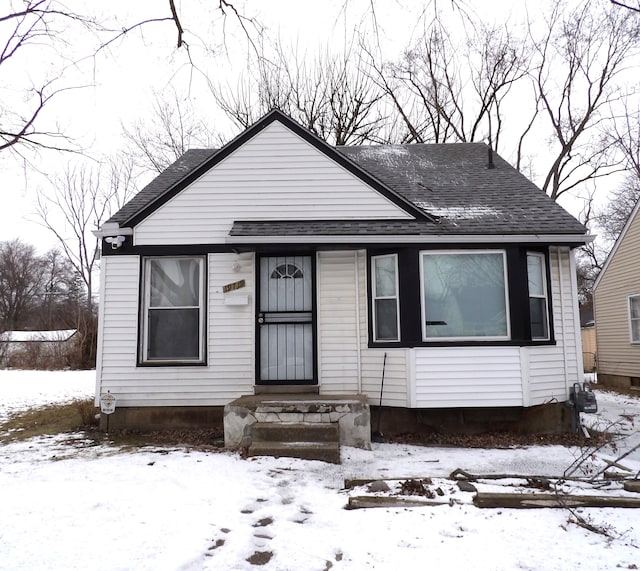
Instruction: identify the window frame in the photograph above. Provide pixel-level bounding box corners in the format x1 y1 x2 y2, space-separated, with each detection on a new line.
527 251 551 341
371 253 401 342
629 294 640 344
419 249 511 342
139 255 207 365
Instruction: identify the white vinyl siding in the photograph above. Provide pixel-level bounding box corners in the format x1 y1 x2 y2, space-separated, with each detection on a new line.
317 251 408 406
413 248 581 408
414 347 523 407
134 121 412 245
97 253 254 406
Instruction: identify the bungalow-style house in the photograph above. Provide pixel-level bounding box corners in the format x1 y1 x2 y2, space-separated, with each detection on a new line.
593 197 640 390
95 109 590 450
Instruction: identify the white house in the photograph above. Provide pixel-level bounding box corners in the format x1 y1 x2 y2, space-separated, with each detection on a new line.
95 110 590 442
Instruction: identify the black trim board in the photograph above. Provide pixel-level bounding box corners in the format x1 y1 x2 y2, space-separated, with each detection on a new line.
367 246 556 349
122 109 431 228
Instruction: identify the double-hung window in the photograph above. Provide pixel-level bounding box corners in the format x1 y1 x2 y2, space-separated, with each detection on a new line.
630 294 640 343
527 252 550 340
372 254 400 342
421 250 509 341
140 256 206 363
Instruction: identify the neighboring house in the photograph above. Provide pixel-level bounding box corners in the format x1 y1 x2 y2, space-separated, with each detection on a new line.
593 197 640 390
95 109 590 437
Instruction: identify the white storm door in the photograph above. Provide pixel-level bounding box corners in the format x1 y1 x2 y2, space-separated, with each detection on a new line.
258 255 314 384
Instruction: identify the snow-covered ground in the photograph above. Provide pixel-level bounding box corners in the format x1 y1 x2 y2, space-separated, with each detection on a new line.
0 370 639 571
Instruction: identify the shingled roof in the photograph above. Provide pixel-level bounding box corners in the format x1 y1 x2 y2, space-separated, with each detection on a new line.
107 111 586 238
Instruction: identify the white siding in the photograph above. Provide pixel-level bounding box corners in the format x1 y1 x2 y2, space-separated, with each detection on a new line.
527 247 580 405
96 253 255 406
317 251 360 394
134 121 413 245
317 250 409 406
414 347 523 407
412 248 582 408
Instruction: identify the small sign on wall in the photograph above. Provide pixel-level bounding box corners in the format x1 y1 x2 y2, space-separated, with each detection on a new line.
223 279 246 293
100 392 117 415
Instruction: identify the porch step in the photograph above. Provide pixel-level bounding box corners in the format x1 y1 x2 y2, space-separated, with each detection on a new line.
248 422 341 463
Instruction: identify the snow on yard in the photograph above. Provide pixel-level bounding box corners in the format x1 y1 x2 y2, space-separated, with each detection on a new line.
1 371 639 571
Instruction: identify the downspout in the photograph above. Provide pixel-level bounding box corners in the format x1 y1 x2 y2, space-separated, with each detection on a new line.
557 247 570 399
354 250 362 394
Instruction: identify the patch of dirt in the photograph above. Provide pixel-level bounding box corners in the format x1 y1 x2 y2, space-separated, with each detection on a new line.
246 551 273 566
0 399 96 443
387 430 609 449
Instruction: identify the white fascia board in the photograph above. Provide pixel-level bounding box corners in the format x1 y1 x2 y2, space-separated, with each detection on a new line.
92 225 134 238
227 233 594 245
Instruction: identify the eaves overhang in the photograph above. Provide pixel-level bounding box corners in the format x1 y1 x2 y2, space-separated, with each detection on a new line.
226 233 594 246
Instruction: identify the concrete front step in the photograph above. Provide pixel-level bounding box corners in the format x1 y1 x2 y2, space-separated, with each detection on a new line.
249 422 341 463
248 441 341 464
252 422 339 443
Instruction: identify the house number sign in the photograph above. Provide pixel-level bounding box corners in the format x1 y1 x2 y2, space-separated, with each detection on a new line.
223 279 246 293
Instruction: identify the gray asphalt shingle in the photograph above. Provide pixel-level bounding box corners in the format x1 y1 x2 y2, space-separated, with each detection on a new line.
107 124 586 237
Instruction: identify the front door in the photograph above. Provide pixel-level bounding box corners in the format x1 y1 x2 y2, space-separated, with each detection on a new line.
257 255 315 384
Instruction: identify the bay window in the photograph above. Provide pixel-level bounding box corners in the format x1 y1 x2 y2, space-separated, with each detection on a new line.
421 251 509 341
372 254 400 341
140 256 206 363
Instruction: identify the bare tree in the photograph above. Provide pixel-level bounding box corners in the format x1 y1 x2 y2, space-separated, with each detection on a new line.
122 89 220 174
0 0 95 153
34 156 137 315
212 40 389 145
610 0 640 13
368 14 531 147
0 239 45 330
525 0 640 201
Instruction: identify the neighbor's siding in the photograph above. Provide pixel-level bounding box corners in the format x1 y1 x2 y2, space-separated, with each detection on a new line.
134 121 412 245
594 206 640 380
96 253 255 407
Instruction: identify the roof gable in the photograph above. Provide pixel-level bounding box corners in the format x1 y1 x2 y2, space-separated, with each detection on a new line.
109 109 429 228
593 196 640 292
106 109 587 240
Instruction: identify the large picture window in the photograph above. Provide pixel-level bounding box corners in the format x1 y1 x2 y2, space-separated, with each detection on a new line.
630 294 640 343
421 251 509 341
141 256 205 363
372 254 400 341
527 252 550 340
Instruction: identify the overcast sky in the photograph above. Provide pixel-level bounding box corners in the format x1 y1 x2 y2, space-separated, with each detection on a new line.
0 0 626 252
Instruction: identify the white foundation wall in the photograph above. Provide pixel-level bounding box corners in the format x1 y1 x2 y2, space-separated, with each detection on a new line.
96 253 255 406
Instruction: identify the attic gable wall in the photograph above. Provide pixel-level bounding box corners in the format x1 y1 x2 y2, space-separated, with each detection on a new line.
134 121 413 246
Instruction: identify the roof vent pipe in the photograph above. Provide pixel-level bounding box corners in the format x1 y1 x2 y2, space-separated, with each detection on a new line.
487 144 495 169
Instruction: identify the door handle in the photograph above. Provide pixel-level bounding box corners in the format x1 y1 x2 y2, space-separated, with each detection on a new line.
257 313 264 325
